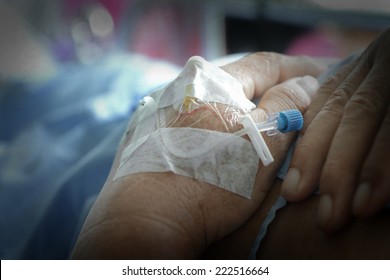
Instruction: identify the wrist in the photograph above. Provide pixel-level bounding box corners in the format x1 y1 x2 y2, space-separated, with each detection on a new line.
72 173 210 259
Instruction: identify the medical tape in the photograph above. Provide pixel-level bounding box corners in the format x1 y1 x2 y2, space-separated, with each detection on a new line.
114 56 305 198
113 56 264 198
115 127 258 198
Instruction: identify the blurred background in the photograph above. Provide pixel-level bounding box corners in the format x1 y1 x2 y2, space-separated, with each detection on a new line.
0 0 389 259
2 0 390 70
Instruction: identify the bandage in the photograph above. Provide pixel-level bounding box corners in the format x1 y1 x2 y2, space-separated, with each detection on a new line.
114 56 303 198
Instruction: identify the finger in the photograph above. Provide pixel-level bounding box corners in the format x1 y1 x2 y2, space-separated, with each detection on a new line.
255 75 319 114
281 56 368 202
353 107 390 217
318 60 390 231
249 75 320 126
249 76 320 162
221 52 328 100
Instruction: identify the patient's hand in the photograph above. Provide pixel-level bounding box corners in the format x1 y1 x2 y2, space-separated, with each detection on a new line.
71 52 325 259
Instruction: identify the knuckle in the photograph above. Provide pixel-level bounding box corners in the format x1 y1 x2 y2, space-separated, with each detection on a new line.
344 94 382 120
321 89 348 115
258 51 278 59
251 51 278 64
321 74 339 88
334 83 355 99
277 83 312 110
242 51 279 80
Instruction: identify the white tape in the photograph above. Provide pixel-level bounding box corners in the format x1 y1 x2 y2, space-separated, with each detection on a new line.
114 56 260 198
115 128 259 198
158 56 256 111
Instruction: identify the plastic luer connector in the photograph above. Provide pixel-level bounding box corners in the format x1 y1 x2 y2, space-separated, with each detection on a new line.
236 109 303 166
277 109 304 133
240 114 274 166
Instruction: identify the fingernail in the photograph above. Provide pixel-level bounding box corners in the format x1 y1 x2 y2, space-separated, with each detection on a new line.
281 168 301 196
296 76 319 96
353 182 371 215
318 195 333 227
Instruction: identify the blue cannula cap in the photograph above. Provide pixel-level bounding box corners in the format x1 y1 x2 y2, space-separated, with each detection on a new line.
277 109 304 133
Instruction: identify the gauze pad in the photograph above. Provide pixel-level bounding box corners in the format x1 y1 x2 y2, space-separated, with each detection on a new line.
114 56 260 198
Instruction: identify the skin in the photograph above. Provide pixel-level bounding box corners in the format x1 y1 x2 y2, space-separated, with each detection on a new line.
281 28 390 232
71 52 325 259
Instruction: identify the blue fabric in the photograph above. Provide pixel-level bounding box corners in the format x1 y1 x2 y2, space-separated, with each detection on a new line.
0 54 179 259
248 196 286 260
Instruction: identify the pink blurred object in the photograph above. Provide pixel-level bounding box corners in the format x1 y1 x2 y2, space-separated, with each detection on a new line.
65 0 127 26
130 4 203 65
286 30 340 57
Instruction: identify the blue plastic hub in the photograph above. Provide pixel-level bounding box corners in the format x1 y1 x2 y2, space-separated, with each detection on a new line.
277 109 304 133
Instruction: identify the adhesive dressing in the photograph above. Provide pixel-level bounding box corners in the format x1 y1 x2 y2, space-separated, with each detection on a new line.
114 56 303 198
113 56 262 198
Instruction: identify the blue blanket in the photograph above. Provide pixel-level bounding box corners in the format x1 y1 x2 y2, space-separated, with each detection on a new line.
0 54 179 259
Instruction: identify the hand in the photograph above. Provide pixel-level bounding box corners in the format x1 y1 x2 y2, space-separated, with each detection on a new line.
71 52 326 259
281 29 390 232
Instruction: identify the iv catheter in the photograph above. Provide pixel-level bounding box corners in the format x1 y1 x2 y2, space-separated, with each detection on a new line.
235 109 303 166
